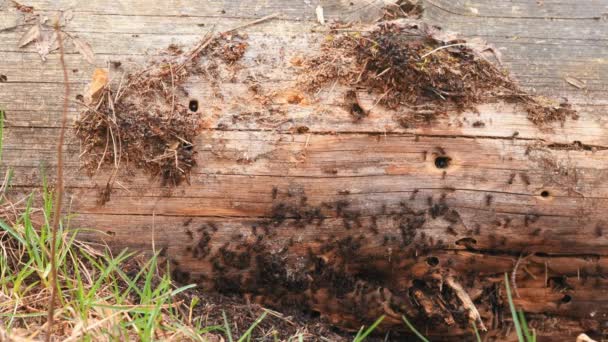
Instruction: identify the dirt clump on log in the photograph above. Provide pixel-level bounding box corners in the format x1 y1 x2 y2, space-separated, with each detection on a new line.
299 22 577 126
74 32 249 188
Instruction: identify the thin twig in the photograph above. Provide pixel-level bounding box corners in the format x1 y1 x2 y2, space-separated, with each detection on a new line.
95 128 110 172
223 13 279 34
108 125 118 168
354 59 368 84
367 89 391 112
375 67 391 78
114 72 126 103
177 31 216 72
512 252 534 298
419 43 468 59
178 13 278 72
46 19 70 342
512 254 524 298
169 62 175 118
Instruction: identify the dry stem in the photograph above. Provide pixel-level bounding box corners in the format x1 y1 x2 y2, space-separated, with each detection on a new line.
46 19 70 342
445 275 487 331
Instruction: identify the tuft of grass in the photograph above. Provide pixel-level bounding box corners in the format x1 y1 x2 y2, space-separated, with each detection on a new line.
0 108 271 341
0 191 212 340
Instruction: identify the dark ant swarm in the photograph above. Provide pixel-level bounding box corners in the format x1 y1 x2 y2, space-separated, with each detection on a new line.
172 186 502 333
300 22 577 126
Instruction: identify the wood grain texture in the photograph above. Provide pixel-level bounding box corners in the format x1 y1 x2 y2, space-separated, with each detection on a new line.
1 0 607 339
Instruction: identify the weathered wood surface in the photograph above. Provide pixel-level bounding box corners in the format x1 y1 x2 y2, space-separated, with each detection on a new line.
1 0 608 340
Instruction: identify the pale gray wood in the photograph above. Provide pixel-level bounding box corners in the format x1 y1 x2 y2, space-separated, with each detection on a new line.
1 0 607 338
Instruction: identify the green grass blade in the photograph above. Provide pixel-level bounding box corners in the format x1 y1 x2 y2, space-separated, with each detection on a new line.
0 218 26 245
145 294 166 340
353 326 364 341
518 310 535 342
87 251 130 302
237 311 267 342
472 320 482 342
504 273 525 342
353 315 384 342
401 315 430 342
0 168 14 199
170 283 197 297
222 310 234 342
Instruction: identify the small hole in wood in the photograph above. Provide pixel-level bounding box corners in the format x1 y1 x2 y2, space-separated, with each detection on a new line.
0 75 7 82
76 94 84 101
426 256 439 267
455 237 477 246
540 190 550 198
412 279 426 288
106 230 115 236
350 103 366 121
434 156 451 169
561 294 572 303
189 99 199 112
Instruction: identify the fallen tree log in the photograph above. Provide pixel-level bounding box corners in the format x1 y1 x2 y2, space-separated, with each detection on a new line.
1 0 607 340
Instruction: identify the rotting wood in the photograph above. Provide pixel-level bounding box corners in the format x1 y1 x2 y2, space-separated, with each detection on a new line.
1 0 608 340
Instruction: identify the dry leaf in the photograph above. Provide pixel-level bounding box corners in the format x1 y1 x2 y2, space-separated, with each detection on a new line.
565 76 586 89
60 9 74 25
85 68 109 104
36 30 59 61
315 5 325 25
17 23 40 47
11 0 34 13
72 36 96 65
